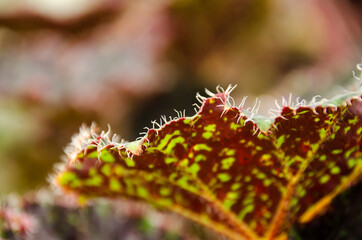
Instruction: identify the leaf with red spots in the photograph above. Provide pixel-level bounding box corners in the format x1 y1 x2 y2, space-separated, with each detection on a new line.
54 83 362 240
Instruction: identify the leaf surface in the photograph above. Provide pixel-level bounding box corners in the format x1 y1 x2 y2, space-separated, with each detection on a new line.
55 86 362 240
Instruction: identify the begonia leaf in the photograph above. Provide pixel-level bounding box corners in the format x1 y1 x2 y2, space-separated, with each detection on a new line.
54 84 362 240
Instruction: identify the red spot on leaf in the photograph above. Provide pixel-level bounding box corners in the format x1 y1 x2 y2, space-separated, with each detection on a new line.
300 142 310 154
237 149 252 164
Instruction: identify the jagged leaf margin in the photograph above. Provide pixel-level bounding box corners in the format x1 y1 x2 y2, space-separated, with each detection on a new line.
53 75 362 240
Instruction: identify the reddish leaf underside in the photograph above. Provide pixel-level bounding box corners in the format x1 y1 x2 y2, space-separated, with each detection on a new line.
55 87 362 240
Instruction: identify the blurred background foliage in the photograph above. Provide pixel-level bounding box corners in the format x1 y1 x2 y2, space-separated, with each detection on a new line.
1 191 219 240
0 0 361 199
